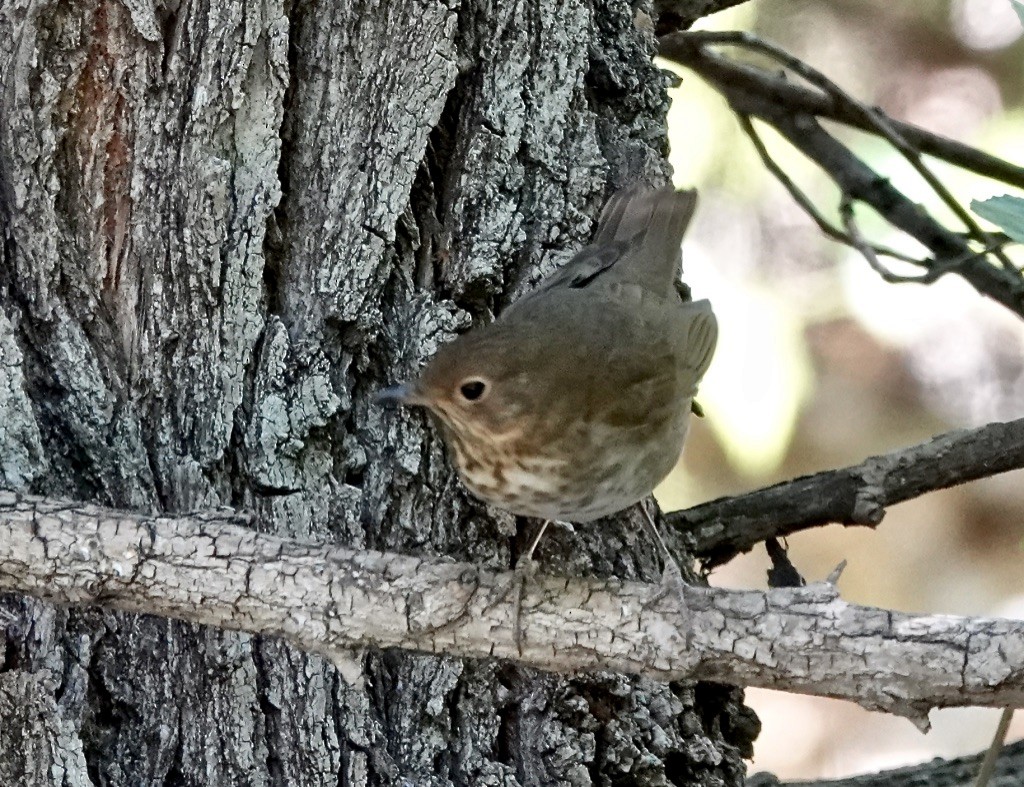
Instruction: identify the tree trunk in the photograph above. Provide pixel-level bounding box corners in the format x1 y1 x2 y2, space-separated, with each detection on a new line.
0 0 755 784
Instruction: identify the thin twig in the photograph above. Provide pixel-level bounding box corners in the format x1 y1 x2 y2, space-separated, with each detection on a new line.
774 111 1023 303
654 0 755 32
765 104 1023 312
839 196 938 283
974 708 1015 787
660 33 1024 317
659 33 1024 191
739 113 923 265
839 196 1006 285
679 30 1018 274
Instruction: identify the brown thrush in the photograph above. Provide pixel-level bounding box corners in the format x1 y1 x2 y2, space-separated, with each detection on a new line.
380 186 717 579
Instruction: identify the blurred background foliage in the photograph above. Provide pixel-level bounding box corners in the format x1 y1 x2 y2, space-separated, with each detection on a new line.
654 0 1024 778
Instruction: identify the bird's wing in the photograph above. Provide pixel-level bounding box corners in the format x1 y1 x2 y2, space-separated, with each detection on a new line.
590 297 716 432
672 299 718 397
482 287 717 458
536 291 695 429
514 239 632 301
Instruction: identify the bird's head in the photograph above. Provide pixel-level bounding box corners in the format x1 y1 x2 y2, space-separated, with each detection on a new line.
377 324 544 447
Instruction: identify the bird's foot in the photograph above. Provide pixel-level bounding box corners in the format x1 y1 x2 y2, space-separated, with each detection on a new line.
644 556 692 646
509 554 541 655
636 503 691 628
497 519 557 653
489 554 542 656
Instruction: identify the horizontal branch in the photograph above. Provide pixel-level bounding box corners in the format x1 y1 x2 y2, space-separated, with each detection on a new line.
671 418 1024 569
654 1 755 33
2 493 1023 726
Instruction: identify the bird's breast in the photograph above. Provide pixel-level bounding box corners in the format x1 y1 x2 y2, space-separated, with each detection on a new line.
446 408 691 522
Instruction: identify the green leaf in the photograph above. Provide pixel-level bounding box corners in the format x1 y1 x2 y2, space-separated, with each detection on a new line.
1012 0 1024 27
971 195 1024 243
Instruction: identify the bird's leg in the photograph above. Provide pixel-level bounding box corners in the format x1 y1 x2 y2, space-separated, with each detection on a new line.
516 519 552 573
484 519 557 654
507 519 554 653
639 504 690 627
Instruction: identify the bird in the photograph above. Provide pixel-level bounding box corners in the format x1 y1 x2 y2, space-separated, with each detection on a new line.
379 185 717 589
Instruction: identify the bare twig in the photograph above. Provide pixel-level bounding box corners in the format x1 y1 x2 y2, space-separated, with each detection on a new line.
838 196 1004 284
773 110 1024 310
659 33 1024 318
677 31 1015 269
974 708 1015 787
669 417 1024 569
659 31 1024 191
653 0 754 32
738 113 922 265
683 30 1018 274
3 491 1024 724
838 196 937 283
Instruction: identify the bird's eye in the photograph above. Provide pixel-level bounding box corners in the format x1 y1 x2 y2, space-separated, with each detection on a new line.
458 379 488 402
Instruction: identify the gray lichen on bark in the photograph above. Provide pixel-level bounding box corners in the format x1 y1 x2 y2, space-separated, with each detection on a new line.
0 670 91 787
0 311 47 487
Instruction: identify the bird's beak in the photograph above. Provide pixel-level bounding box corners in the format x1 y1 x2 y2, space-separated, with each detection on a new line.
375 382 427 407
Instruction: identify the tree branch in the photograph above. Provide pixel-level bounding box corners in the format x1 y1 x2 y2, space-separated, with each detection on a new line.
670 418 1024 569
653 1 755 33
737 112 923 266
659 32 1024 191
3 492 1024 727
659 32 1024 320
671 31 1015 273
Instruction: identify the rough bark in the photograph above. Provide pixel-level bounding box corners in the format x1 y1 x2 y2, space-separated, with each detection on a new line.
3 492 1024 729
0 670 91 787
0 0 752 785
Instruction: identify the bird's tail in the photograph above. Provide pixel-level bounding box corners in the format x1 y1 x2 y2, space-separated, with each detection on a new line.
593 186 699 295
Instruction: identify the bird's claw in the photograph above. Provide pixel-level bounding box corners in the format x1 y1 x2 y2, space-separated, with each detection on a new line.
644 558 692 646
488 556 539 656
660 558 686 597
509 556 541 654
513 554 539 580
